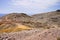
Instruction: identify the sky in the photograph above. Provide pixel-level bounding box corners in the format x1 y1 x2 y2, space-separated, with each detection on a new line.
0 0 60 15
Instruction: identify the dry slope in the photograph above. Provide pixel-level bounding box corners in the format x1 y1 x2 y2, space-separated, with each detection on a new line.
0 23 32 33
32 10 60 28
0 10 60 33
0 28 60 40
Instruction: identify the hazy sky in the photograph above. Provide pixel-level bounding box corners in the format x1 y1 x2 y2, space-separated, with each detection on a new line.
0 0 60 15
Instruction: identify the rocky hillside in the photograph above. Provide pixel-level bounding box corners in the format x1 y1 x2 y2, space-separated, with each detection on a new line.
0 13 32 33
0 13 46 33
32 10 60 28
0 13 31 22
0 10 60 40
0 28 60 40
24 28 60 40
0 10 60 33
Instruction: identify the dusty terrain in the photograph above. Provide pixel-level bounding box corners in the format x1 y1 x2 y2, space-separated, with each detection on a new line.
0 28 60 40
0 10 60 40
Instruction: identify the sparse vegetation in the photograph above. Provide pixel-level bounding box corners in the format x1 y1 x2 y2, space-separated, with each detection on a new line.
0 10 60 33
0 10 60 40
